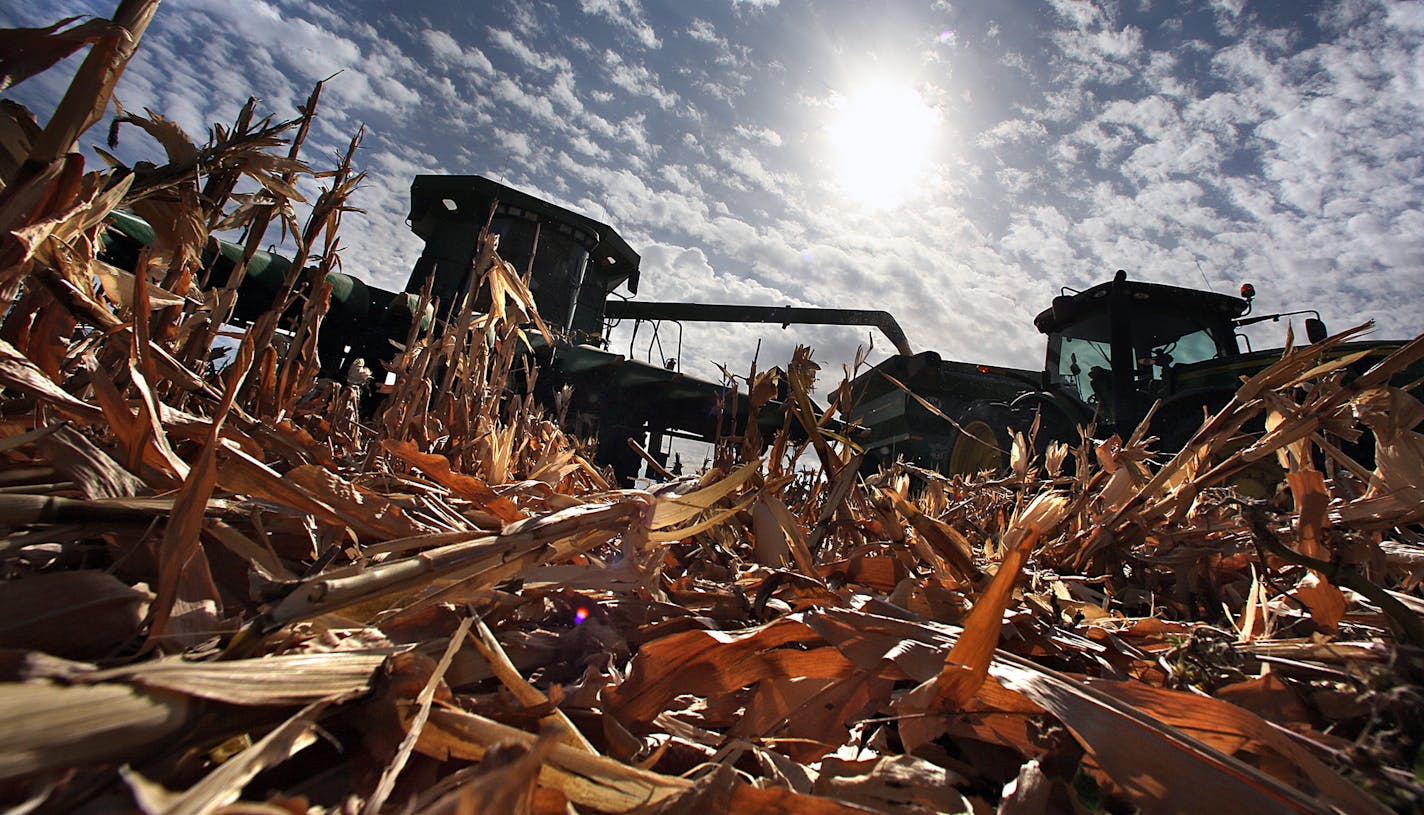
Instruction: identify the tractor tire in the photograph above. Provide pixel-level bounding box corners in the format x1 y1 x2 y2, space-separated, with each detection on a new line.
1149 391 1229 455
1150 392 1285 499
947 402 1014 477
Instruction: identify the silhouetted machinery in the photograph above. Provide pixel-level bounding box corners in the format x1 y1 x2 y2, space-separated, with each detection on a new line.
848 272 1362 476
104 176 1421 484
104 176 911 483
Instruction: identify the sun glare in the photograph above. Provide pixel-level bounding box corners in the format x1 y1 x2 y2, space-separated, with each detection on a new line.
828 81 939 208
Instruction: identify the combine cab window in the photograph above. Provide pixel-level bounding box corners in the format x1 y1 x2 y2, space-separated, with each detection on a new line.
490 214 591 332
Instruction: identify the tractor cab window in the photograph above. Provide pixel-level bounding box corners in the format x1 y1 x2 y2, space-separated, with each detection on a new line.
1165 328 1219 364
1044 295 1115 407
1129 310 1235 390
1143 328 1218 369
1045 299 1236 407
1051 334 1112 406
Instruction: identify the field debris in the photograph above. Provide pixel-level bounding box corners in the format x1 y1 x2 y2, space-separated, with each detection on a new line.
3 7 1424 814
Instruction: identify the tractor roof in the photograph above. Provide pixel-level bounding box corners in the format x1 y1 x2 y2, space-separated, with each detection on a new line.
1033 275 1249 336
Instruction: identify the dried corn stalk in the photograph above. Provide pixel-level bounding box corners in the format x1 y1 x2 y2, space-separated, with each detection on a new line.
2 8 1424 815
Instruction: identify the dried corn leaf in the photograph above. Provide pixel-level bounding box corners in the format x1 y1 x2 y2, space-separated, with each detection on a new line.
383 438 524 523
991 659 1346 815
0 681 192 780
0 338 104 422
931 492 1068 707
34 422 146 498
416 707 692 812
0 570 149 658
814 755 974 814
1079 677 1388 814
84 651 389 704
0 16 119 92
157 702 325 815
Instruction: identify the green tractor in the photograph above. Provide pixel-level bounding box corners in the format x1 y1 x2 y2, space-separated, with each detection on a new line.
848 269 1416 476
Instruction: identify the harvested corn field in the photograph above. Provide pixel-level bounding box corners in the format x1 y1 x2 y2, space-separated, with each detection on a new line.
4 5 1424 814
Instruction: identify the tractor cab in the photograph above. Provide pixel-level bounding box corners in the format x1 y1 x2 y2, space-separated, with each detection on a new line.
1033 272 1249 430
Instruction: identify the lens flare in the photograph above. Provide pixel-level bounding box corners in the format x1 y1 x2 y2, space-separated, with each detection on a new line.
573 606 589 625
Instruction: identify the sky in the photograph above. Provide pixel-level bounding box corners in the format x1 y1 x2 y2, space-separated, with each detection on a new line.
6 0 1424 392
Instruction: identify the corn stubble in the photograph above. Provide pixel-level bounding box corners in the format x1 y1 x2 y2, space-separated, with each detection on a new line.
3 7 1424 814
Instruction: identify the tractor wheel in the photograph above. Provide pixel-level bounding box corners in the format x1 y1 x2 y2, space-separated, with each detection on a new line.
947 402 1013 477
1151 393 1285 499
1149 391 1231 455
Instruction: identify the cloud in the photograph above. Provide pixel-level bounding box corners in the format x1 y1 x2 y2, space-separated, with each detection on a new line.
615 114 656 161
688 18 728 47
577 0 660 48
487 27 571 73
567 133 608 159
422 29 494 74
1210 0 1246 19
547 72 585 117
976 118 1048 148
602 50 681 111
489 77 561 127
493 128 534 158
1046 0 1107 30
715 146 784 192
734 124 783 147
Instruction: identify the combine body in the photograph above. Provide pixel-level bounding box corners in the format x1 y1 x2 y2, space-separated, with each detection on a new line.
392 176 912 481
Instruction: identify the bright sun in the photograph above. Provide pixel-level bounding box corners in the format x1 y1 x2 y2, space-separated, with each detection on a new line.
828 81 939 208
